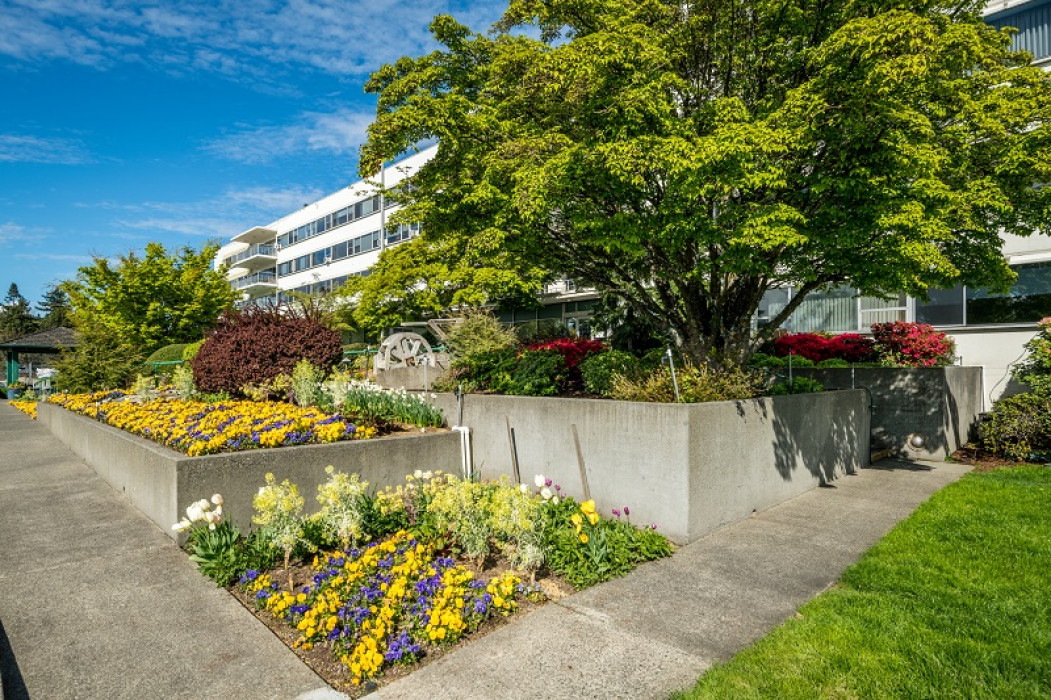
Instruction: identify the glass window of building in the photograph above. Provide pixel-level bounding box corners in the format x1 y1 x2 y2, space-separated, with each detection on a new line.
967 262 1051 325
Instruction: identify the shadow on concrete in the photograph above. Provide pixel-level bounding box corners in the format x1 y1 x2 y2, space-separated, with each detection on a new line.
745 390 866 486
794 367 982 461
0 618 29 700
865 458 935 472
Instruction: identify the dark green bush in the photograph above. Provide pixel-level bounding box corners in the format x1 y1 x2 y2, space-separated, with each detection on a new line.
146 343 189 364
816 358 850 368
767 376 825 395
446 347 519 393
750 352 784 368
507 349 567 396
784 354 815 367
979 393 1051 461
580 350 642 396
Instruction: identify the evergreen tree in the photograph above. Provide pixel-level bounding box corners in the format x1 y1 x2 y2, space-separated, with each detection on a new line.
0 282 38 341
36 284 71 330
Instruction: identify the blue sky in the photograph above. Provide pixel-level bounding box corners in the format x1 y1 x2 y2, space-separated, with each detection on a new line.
0 0 504 306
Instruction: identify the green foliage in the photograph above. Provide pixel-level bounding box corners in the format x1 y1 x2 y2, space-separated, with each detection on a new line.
315 466 370 550
35 284 71 331
506 349 566 396
445 310 517 358
767 377 825 395
53 321 142 392
446 348 519 393
188 521 245 587
361 0 1051 368
541 497 672 589
63 242 234 355
171 363 197 398
324 376 445 427
677 466 1051 698
580 350 643 396
0 283 37 341
253 473 310 586
146 343 189 364
1012 318 1051 396
291 358 325 408
334 235 547 337
182 339 205 361
611 365 759 403
816 358 850 368
749 352 784 368
979 393 1051 461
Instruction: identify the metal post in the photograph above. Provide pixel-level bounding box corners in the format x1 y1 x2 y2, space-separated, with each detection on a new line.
665 347 681 403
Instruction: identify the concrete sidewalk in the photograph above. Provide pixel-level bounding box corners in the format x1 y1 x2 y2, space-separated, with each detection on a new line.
0 401 970 699
0 402 341 700
374 460 970 699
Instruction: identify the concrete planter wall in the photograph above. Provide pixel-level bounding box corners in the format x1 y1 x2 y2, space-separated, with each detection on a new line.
37 402 460 540
427 390 870 544
791 366 982 460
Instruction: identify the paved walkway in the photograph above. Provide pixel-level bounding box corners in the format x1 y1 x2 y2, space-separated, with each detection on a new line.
0 401 970 699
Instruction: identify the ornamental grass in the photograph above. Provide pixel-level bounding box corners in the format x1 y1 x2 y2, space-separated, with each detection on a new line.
48 391 375 456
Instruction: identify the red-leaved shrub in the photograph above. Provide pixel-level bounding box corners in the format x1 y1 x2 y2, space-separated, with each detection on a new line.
870 321 956 367
526 338 605 387
773 333 836 362
191 306 343 395
826 333 877 363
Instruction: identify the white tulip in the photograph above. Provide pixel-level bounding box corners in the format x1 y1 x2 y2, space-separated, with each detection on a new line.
534 474 546 488
519 483 529 494
211 494 223 506
551 496 560 505
172 518 192 532
540 487 553 500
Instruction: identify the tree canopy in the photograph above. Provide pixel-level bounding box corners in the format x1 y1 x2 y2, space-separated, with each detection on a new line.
360 0 1051 365
0 283 38 341
63 242 235 355
335 233 547 336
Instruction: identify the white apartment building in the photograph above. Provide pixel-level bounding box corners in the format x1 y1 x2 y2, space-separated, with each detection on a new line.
216 146 436 310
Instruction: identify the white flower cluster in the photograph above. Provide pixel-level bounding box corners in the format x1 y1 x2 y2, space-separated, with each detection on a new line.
532 474 559 504
172 494 224 532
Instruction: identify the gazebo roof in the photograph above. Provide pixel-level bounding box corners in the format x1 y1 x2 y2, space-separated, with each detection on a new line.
0 327 79 353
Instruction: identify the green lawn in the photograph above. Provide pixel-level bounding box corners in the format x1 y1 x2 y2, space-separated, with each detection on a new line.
676 466 1051 699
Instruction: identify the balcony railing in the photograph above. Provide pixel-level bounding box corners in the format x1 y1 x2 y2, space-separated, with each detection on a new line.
231 270 277 290
225 244 276 267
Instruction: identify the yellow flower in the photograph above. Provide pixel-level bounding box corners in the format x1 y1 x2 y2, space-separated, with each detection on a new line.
586 511 599 526
579 533 589 544
580 500 596 515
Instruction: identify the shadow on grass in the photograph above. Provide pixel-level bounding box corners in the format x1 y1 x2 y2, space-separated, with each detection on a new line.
0 617 29 700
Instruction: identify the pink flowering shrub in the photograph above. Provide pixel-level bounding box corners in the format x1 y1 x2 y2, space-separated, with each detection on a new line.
870 321 956 367
526 338 605 387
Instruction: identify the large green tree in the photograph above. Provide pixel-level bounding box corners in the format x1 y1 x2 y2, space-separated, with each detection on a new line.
361 0 1051 366
64 242 235 355
35 284 71 330
335 234 547 335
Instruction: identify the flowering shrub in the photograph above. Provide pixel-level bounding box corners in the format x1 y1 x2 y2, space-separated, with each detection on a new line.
526 338 605 388
191 305 343 396
773 333 876 363
610 364 759 403
1012 317 1051 396
48 392 376 456
8 400 36 419
870 321 955 367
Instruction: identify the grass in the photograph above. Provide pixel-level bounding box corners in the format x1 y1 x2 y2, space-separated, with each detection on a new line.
676 465 1051 699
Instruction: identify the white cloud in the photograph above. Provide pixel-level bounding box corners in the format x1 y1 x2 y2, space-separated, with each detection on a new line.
204 108 375 164
13 252 95 264
103 184 328 238
0 0 507 83
0 222 48 245
0 134 92 164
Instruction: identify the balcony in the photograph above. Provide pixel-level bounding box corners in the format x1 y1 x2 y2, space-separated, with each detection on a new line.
231 270 278 295
232 226 277 246
224 244 277 272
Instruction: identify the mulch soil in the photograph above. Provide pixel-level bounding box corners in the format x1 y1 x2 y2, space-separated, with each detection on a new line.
227 557 572 697
950 446 1046 473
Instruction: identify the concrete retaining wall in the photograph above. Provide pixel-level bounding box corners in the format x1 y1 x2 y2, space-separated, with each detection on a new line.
37 402 461 540
426 390 869 544
791 366 982 460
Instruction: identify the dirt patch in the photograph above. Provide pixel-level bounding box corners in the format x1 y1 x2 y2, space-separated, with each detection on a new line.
950 446 1040 473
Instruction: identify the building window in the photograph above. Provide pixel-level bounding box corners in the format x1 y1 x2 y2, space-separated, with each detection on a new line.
916 285 965 326
967 261 1051 325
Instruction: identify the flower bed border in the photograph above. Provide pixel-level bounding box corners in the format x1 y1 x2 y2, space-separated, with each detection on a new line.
37 402 461 540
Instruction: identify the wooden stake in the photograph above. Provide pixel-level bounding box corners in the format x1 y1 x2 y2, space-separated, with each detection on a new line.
571 424 591 501
506 415 521 484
